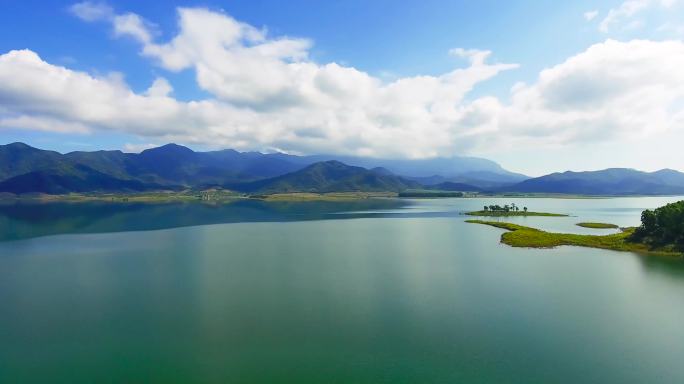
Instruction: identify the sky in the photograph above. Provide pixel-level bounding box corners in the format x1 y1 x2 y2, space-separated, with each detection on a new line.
1 0 683 176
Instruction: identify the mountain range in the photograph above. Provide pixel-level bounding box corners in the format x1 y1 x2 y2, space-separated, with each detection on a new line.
232 161 420 194
0 142 520 194
1 142 683 196
507 168 684 195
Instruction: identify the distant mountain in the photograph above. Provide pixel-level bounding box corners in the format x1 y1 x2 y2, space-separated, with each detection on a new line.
0 142 303 192
0 142 526 194
505 168 684 195
2 142 683 196
370 167 394 176
289 154 528 188
0 142 65 180
234 161 421 194
0 164 161 194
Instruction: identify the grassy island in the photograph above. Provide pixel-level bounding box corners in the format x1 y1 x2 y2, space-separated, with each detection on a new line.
467 203 568 217
466 220 682 257
576 222 619 229
466 210 568 217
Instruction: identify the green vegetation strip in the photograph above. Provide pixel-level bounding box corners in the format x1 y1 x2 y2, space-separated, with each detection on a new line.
466 210 568 217
257 192 397 201
576 222 619 229
399 191 465 198
466 220 682 257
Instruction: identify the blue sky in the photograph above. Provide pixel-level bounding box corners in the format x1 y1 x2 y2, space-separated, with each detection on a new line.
1 0 684 175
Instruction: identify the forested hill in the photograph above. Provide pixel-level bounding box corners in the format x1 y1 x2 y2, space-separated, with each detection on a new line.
0 142 522 194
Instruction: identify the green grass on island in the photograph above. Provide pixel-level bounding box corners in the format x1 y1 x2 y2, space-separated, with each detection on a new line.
466 210 568 217
576 222 620 229
466 220 682 258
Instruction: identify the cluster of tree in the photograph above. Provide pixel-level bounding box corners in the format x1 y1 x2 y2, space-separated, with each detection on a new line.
632 200 684 249
483 203 528 213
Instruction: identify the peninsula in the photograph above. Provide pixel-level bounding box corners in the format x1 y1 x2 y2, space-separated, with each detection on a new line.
467 200 684 258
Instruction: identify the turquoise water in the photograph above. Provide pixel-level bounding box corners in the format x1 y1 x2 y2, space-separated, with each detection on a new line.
1 197 683 383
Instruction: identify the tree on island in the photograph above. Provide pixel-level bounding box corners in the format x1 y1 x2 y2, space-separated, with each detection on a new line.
483 204 531 213
632 200 684 250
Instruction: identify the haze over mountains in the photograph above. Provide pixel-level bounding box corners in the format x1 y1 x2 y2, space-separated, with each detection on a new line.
1 142 684 196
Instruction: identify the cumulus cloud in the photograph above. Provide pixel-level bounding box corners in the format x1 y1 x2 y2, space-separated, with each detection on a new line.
2 6 684 163
113 13 154 44
0 49 222 139
70 1 156 44
69 1 113 22
145 77 173 97
495 39 684 148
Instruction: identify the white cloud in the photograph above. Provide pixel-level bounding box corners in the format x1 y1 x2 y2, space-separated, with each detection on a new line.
495 39 684 148
145 77 172 97
0 115 90 133
123 143 158 153
113 13 154 44
69 1 113 22
0 41 517 158
584 10 599 21
598 0 678 32
3 7 684 168
449 48 493 66
70 1 156 45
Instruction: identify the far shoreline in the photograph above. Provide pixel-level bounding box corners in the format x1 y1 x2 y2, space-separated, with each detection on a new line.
1 191 683 204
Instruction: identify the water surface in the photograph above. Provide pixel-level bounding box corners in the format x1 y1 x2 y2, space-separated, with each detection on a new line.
1 196 683 383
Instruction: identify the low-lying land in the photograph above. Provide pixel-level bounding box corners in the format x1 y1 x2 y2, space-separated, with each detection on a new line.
399 190 467 198
0 190 398 203
253 192 397 201
466 220 682 258
466 210 568 217
576 222 619 229
1 190 244 203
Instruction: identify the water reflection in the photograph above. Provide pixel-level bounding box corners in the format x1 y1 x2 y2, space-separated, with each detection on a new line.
0 199 409 242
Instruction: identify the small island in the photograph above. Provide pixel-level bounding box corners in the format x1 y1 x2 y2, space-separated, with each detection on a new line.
467 200 684 258
466 203 568 217
576 222 619 229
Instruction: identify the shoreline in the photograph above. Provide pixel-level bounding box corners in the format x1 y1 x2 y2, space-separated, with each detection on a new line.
0 191 682 204
465 210 568 217
0 191 399 204
466 220 682 258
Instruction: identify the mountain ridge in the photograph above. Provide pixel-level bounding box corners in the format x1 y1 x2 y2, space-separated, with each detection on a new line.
504 168 684 195
2 142 683 196
232 161 421 194
0 142 524 193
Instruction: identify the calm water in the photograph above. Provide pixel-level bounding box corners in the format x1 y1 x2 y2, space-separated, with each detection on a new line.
1 197 684 383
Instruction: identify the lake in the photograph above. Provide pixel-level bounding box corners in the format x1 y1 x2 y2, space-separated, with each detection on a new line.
1 196 684 383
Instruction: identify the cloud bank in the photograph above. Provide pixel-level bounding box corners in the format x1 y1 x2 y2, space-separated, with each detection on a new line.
0 4 683 162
